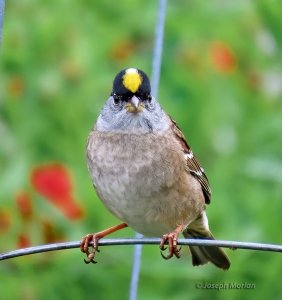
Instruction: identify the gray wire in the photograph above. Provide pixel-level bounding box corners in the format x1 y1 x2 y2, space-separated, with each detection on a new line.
151 0 167 99
129 233 143 300
130 1 167 299
1 238 282 261
0 0 5 47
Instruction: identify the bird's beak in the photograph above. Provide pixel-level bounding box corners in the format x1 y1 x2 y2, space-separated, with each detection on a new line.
125 95 144 113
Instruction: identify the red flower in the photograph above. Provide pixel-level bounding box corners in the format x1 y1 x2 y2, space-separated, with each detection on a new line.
17 234 31 248
210 42 236 73
16 191 33 221
31 163 84 220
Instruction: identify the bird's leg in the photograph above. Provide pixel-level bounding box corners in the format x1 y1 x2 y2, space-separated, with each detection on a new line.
160 224 184 260
80 223 128 264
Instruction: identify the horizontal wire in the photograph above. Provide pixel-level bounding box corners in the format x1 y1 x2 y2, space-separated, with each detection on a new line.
1 238 282 261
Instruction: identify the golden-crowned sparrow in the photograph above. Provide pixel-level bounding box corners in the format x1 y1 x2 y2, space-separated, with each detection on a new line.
81 68 230 270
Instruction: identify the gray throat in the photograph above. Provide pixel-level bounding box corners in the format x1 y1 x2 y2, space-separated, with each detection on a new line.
95 96 169 134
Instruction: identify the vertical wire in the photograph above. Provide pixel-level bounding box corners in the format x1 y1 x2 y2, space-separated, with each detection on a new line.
129 0 167 299
151 0 167 99
0 0 5 47
129 232 144 300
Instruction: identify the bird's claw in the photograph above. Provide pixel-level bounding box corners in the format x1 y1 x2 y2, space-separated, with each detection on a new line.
80 223 128 264
159 232 182 260
80 233 100 264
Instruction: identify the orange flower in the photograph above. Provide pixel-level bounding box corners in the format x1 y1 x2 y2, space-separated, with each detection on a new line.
111 40 135 62
210 42 236 73
16 191 33 221
8 76 25 98
31 163 84 220
41 219 65 244
0 210 11 233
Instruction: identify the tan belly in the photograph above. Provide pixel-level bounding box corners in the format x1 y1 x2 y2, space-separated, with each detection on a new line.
87 130 205 236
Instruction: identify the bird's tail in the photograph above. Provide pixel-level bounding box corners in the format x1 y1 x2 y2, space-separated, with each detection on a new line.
183 211 230 270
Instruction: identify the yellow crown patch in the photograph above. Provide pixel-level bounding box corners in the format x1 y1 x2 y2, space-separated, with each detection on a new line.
122 68 142 93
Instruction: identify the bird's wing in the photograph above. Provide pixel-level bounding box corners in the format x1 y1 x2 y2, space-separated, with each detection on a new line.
169 116 211 204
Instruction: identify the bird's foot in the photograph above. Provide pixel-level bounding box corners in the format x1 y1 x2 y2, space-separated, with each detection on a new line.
80 223 128 264
159 225 184 260
80 233 101 264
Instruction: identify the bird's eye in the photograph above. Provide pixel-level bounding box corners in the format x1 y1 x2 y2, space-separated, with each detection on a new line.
112 93 120 105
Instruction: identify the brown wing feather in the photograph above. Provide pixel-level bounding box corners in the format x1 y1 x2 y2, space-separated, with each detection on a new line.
169 116 211 204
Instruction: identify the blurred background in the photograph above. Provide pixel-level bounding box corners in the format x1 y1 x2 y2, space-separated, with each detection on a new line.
1 0 282 299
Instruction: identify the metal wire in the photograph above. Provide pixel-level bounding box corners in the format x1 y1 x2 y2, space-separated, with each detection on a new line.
151 0 167 99
129 233 143 300
1 238 282 261
130 1 167 299
0 0 5 47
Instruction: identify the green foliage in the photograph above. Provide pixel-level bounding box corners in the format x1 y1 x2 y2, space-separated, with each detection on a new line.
1 0 282 299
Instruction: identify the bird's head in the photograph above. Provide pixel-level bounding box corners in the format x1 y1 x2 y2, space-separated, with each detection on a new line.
96 68 168 133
